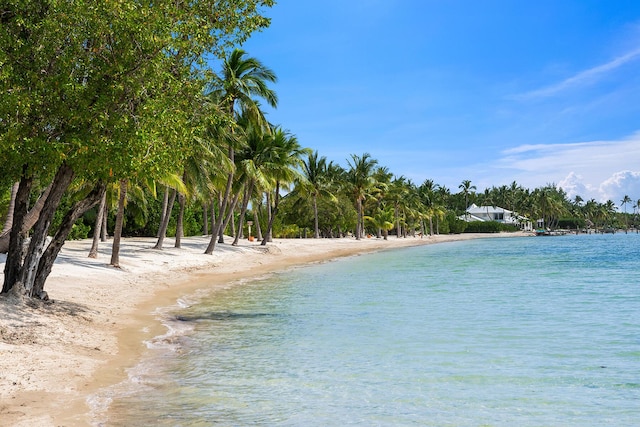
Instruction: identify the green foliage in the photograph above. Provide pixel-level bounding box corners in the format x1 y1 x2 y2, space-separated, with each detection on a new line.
557 217 586 229
463 221 518 233
445 212 467 234
67 222 91 240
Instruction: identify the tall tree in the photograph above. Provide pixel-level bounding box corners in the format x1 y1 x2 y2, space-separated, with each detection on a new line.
205 49 278 254
621 195 631 232
1 1 275 296
459 180 476 220
299 151 334 238
261 127 307 245
346 153 378 240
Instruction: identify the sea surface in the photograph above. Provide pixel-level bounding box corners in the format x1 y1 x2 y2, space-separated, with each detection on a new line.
98 233 640 426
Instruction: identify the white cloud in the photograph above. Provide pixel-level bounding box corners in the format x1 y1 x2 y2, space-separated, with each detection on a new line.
493 132 640 207
558 172 596 201
515 46 640 100
598 170 640 207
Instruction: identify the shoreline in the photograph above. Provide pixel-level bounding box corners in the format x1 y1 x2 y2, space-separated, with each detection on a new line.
0 232 528 426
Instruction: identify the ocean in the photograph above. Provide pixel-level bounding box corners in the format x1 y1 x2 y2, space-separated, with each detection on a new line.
96 233 640 426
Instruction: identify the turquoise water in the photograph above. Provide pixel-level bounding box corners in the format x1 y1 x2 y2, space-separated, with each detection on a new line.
103 234 640 426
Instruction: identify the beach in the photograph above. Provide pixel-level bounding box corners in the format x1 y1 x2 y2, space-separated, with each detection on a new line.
0 232 524 426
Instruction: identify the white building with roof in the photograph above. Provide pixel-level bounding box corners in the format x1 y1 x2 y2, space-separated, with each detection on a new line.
462 203 532 231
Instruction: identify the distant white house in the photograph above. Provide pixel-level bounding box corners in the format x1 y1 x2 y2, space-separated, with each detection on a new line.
461 203 533 231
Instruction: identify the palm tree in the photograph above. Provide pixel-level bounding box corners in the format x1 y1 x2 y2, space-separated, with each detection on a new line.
299 150 334 238
205 49 277 254
387 176 409 238
459 180 476 220
482 188 494 221
261 127 307 245
346 153 378 240
364 206 395 240
621 195 631 232
231 117 273 246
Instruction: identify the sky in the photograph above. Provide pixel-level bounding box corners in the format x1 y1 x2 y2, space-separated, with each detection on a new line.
237 0 640 209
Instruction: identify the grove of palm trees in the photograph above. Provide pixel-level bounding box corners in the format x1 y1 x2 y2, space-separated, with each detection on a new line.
1 2 639 300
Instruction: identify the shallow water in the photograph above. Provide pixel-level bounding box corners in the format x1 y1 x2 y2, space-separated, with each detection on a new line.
101 233 640 426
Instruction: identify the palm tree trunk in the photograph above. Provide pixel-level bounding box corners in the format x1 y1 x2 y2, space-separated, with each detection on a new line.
88 191 107 258
206 173 233 254
100 201 108 242
233 181 254 246
175 191 186 248
265 191 272 239
110 179 128 267
262 183 281 245
210 197 216 237
154 188 177 250
157 186 169 237
356 198 362 240
202 201 209 236
254 208 263 241
313 194 319 238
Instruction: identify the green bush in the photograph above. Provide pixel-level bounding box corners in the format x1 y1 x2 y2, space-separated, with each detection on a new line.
463 221 519 233
67 221 92 240
445 212 467 234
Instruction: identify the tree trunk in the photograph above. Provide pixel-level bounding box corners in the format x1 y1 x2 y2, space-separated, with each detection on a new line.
110 179 128 267
261 183 281 246
254 208 263 241
233 181 254 246
220 191 241 241
88 191 107 258
100 201 108 241
355 198 362 240
32 182 105 297
202 201 209 235
313 194 319 238
1 182 19 235
210 197 216 237
0 181 54 253
230 209 236 238
175 191 185 248
154 188 177 250
157 186 169 237
18 163 75 296
2 174 32 293
265 191 272 239
205 173 233 254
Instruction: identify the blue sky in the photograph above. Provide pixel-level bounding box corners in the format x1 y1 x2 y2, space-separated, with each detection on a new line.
239 0 640 207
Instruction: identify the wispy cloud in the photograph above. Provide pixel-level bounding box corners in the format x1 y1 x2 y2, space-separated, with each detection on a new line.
493 132 640 204
514 47 640 100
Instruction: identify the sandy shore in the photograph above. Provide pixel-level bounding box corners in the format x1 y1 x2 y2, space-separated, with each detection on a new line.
0 232 528 426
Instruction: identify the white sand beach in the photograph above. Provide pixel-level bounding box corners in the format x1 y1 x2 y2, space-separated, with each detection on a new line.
0 232 527 426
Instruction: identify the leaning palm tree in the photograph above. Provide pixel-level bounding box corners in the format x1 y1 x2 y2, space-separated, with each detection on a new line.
231 116 273 246
205 49 277 254
345 153 378 240
261 127 308 245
